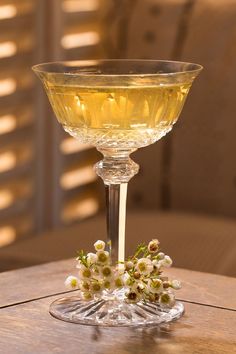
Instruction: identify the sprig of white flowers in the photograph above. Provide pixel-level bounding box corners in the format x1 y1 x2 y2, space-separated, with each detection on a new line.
65 239 181 307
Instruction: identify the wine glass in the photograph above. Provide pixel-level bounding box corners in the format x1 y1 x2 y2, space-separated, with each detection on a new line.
33 59 202 326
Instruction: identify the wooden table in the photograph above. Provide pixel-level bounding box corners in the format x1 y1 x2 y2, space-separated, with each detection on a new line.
0 259 235 354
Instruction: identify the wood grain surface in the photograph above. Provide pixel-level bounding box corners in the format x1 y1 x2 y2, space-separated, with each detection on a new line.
0 259 236 354
0 296 235 354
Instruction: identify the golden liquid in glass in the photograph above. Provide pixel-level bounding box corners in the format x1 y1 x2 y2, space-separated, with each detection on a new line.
45 83 191 148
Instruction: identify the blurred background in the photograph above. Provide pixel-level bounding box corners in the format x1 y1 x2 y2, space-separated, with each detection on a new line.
0 0 236 276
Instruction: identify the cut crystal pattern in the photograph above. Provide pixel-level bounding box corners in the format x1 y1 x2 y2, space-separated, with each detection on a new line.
50 294 184 327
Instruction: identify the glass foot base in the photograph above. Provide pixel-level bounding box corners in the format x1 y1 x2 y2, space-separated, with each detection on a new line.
49 294 184 327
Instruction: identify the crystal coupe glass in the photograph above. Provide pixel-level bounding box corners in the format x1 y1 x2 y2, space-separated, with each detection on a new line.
33 60 202 326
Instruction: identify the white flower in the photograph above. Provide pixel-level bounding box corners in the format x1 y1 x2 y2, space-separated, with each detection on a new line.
96 250 110 264
148 278 163 293
148 239 160 253
161 255 173 268
90 281 102 293
103 279 113 290
114 265 125 276
81 291 93 301
171 279 181 290
126 289 142 303
65 276 79 290
136 258 153 275
101 265 113 278
80 280 90 291
122 273 133 286
114 276 124 288
159 292 175 307
87 252 98 266
92 265 100 276
79 266 92 279
136 281 145 291
152 259 162 269
94 240 105 251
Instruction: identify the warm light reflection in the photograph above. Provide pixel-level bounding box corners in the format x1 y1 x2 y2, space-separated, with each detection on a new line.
0 190 14 209
63 197 99 221
0 152 16 173
61 165 97 189
0 5 17 20
61 32 100 49
0 226 16 247
0 114 16 134
62 0 99 12
0 41 17 59
0 79 17 97
65 60 99 67
60 138 91 154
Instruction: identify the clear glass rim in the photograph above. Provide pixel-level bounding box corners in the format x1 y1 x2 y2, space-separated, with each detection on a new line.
32 59 203 77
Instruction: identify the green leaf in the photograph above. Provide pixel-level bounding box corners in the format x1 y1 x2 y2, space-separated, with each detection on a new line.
76 250 88 268
134 243 147 258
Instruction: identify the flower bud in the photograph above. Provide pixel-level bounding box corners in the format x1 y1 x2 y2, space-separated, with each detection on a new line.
156 252 165 260
148 239 160 253
133 271 141 279
163 281 170 289
171 279 181 290
125 261 134 271
161 255 173 268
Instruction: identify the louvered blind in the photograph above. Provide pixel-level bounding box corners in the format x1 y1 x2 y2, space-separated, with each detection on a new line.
0 0 105 247
56 0 105 226
0 0 35 247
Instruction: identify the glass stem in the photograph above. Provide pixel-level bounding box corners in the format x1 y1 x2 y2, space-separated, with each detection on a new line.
95 148 139 265
105 183 127 265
